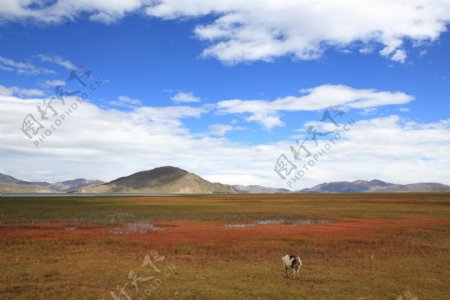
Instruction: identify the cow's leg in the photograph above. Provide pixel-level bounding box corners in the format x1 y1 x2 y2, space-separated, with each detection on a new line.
284 265 288 278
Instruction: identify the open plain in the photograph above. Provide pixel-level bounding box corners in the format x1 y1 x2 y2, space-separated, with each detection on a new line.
0 193 449 299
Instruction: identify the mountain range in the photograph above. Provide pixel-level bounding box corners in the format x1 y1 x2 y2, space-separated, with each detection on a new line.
0 173 104 193
298 179 450 193
1 167 449 194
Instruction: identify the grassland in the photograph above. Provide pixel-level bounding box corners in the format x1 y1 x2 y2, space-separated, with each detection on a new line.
0 193 449 299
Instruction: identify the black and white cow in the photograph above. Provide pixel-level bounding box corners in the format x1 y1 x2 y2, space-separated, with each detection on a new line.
282 254 302 279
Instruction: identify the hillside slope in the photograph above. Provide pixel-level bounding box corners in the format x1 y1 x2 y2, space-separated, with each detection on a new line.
299 179 450 193
78 166 237 194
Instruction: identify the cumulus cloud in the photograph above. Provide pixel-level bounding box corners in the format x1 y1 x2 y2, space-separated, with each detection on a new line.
1 2 449 63
145 0 450 64
0 84 45 97
216 84 413 129
0 55 55 75
390 49 407 64
291 115 450 188
0 91 449 189
0 0 146 24
134 105 207 133
0 92 278 186
171 91 201 103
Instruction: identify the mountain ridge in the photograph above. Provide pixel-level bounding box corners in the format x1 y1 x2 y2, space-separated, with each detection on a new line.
0 173 104 193
1 171 449 194
298 179 450 193
77 166 237 194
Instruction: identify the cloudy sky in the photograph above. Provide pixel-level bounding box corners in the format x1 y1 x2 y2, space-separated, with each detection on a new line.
0 0 449 189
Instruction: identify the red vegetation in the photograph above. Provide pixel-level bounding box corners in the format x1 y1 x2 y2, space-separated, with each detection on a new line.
1 218 448 247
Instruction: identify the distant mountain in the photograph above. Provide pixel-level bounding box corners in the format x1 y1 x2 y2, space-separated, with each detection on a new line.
2 171 449 194
77 166 237 194
0 173 51 187
0 182 54 193
50 179 105 192
0 173 25 184
299 179 450 193
0 173 103 193
233 185 291 193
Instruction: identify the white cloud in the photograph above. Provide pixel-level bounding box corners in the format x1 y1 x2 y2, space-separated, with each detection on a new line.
36 54 77 70
246 111 284 130
281 115 450 188
208 124 233 136
135 105 207 132
419 49 429 56
0 84 45 97
390 49 407 64
145 0 450 64
360 107 378 116
216 84 413 129
0 0 146 24
1 2 449 64
0 93 279 186
0 93 449 189
207 123 245 136
359 47 373 54
108 95 142 108
43 80 66 87
171 91 201 103
0 55 55 75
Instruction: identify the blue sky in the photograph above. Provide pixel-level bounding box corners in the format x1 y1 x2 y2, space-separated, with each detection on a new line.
0 1 449 189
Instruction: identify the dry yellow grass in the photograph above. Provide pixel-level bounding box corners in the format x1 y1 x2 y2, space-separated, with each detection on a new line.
0 193 449 299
